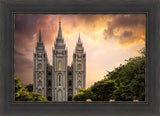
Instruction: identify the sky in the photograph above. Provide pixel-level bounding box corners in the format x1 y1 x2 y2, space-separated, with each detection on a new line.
14 14 145 88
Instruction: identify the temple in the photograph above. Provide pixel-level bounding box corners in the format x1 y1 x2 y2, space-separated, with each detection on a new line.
33 18 86 101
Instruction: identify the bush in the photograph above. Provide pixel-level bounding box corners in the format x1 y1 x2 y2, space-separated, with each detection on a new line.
73 48 145 101
15 77 48 101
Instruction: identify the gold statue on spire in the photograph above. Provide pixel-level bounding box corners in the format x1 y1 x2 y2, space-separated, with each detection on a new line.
59 16 61 22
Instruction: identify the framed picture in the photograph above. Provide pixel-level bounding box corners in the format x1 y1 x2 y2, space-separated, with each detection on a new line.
14 14 146 103
0 0 160 116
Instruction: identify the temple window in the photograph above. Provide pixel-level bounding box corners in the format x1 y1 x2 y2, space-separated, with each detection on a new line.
38 63 42 69
38 80 42 87
58 60 62 70
78 80 81 88
48 80 51 86
69 80 72 86
78 64 81 70
78 73 81 80
58 74 62 86
38 72 42 80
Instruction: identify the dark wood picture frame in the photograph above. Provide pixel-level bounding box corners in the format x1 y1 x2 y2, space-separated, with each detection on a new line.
0 0 160 116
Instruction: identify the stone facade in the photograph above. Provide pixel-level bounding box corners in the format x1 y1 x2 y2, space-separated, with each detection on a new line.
46 64 52 101
33 31 47 97
33 18 86 101
67 66 73 101
73 35 86 95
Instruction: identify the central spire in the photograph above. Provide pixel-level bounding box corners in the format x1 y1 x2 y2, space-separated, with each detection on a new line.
78 32 81 43
78 32 82 44
58 16 62 39
39 30 42 42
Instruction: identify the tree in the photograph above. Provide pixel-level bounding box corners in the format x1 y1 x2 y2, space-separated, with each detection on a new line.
25 84 33 92
73 48 145 101
72 88 96 101
15 77 23 93
15 77 48 101
72 80 116 101
90 80 116 101
106 49 145 101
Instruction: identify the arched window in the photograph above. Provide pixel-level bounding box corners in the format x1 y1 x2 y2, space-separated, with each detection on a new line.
58 90 62 101
38 80 42 87
78 80 81 88
38 53 42 57
78 73 81 80
38 63 42 69
38 72 42 80
48 88 52 93
78 64 81 70
69 80 72 86
58 61 62 70
48 72 51 76
38 89 42 94
69 72 72 76
38 72 42 76
48 80 51 86
58 74 62 86
68 88 72 93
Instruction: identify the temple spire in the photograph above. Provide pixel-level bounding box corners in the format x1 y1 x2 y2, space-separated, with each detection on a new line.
58 17 62 39
78 32 81 43
39 30 42 42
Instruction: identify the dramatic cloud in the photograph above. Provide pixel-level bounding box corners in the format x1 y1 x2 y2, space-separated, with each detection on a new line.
103 15 145 46
15 14 145 87
122 31 133 38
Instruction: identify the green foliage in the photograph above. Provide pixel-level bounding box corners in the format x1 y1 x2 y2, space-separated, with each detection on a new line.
107 55 145 101
73 48 145 101
90 80 116 101
15 77 48 101
72 88 96 101
15 77 23 93
72 80 116 101
25 84 33 92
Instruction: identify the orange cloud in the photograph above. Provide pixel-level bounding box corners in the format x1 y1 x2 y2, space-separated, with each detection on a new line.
103 14 145 46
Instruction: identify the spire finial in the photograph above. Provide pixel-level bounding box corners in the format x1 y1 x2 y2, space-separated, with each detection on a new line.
57 17 62 39
59 16 61 22
78 32 81 43
79 32 80 38
39 30 42 42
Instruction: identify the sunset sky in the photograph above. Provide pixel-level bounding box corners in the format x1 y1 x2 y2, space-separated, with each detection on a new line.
15 14 145 88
